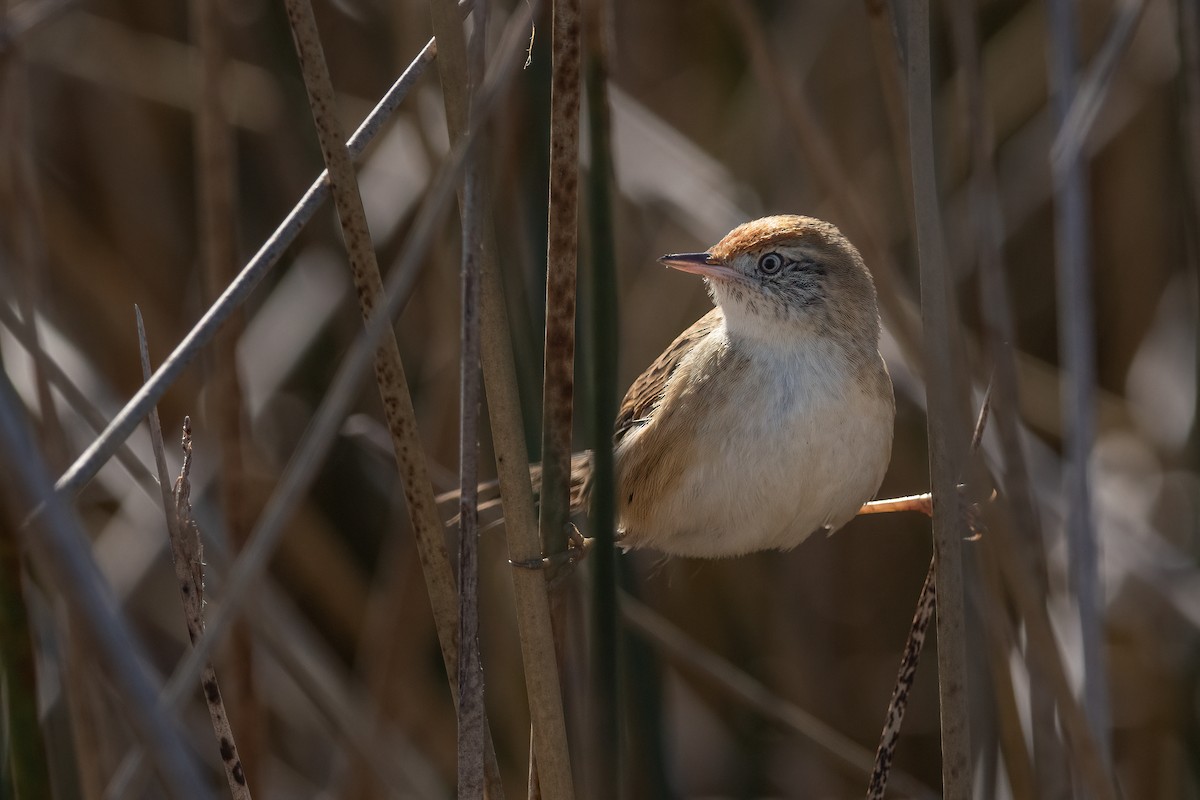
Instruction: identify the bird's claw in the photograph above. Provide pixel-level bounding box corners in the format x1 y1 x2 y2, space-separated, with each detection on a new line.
508 523 593 587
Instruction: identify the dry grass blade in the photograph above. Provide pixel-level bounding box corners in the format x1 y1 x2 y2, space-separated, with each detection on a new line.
427 0 575 795
52 37 437 500
538 0 582 564
1046 0 1113 772
136 309 251 799
0 372 208 799
103 13 535 795
620 592 938 800
904 1 972 795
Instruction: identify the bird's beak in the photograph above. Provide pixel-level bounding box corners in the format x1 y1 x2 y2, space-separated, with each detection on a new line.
658 252 736 281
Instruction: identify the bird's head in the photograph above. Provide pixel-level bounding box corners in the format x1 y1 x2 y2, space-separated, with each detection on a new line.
659 215 881 352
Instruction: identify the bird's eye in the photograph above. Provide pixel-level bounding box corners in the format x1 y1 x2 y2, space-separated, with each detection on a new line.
758 252 784 275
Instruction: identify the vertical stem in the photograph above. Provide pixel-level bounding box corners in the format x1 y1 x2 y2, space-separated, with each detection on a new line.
905 1 972 796
1045 0 1112 773
427 1 575 796
539 0 582 561
583 0 618 797
457 3 488 797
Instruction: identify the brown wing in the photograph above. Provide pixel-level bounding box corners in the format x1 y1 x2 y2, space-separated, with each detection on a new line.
613 308 724 446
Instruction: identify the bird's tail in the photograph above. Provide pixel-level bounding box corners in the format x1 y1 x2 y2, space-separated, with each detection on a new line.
436 450 593 528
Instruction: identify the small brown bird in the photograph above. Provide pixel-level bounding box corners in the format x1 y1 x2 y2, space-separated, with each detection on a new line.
606 214 895 558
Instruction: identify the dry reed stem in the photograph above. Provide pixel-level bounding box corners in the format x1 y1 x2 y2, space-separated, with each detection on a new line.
866 390 990 799
191 0 263 782
1047 0 1114 772
0 372 208 799
427 0 575 796
278 4 510 793
52 38 437 500
137 310 251 799
538 0 582 563
905 1 972 795
620 592 937 800
104 15 536 795
456 2 488 795
583 0 620 794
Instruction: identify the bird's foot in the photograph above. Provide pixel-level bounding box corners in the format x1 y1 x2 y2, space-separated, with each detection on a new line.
508 523 593 587
859 485 993 539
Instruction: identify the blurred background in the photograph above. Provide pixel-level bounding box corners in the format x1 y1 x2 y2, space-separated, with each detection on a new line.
1 0 1197 797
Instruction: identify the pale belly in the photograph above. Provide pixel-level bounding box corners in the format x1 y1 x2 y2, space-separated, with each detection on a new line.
614 360 894 558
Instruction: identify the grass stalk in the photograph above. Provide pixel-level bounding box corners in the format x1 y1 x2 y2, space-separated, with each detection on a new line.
538 0 582 565
583 0 619 796
426 0 576 795
137 309 251 799
456 2 488 796
904 1 972 795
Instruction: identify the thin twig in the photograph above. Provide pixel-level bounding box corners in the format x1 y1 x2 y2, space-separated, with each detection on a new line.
905 1 972 795
102 12 535 797
52 35 438 501
1046 0 1113 773
0 371 209 799
137 309 251 799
